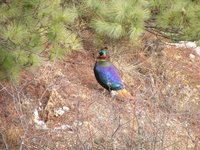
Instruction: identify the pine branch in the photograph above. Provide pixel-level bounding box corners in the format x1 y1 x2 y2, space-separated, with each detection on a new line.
144 20 183 40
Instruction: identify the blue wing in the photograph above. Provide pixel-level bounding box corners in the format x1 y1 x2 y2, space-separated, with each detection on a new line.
94 62 124 91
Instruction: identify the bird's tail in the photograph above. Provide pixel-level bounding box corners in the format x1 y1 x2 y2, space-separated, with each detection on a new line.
117 89 135 100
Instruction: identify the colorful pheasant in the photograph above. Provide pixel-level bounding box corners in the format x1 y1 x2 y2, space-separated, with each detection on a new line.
94 48 134 100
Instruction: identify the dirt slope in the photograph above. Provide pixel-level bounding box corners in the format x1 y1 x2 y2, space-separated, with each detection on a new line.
0 38 200 149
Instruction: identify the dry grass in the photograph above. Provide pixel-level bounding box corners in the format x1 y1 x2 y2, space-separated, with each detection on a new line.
0 34 200 149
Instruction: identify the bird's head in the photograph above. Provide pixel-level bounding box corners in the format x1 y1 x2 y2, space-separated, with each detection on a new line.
97 47 108 59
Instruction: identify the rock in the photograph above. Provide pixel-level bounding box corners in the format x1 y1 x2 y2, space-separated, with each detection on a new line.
189 54 195 61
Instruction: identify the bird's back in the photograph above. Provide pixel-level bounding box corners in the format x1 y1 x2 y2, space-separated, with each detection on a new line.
94 60 124 91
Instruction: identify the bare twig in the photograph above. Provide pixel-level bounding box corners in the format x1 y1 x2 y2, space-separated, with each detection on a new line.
0 130 9 150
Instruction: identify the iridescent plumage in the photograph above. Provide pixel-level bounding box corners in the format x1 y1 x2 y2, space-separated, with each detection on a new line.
94 49 124 91
94 48 134 100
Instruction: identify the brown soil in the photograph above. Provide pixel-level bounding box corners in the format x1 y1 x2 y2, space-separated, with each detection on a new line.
0 34 200 149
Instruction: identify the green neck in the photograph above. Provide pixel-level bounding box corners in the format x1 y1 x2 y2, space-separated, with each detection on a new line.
96 59 110 66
